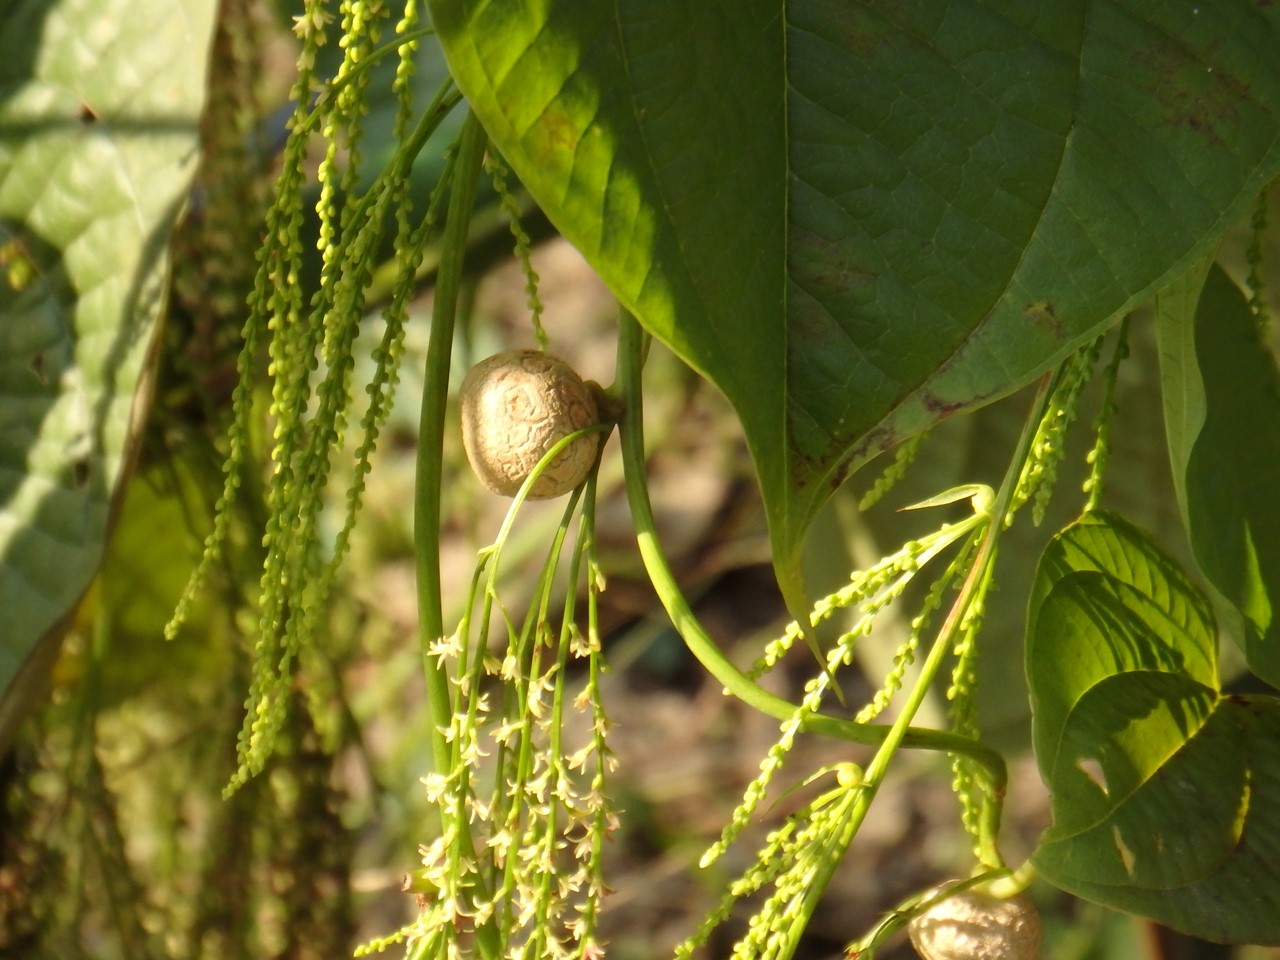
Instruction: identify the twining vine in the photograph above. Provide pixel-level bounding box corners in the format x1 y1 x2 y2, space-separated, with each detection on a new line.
159 4 1201 960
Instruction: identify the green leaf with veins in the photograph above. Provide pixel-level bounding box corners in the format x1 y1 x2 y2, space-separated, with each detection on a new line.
0 0 215 746
427 0 1280 608
1029 511 1280 944
1157 263 1280 688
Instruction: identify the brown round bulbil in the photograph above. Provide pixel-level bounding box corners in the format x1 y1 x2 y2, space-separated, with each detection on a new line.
459 349 601 499
908 889 1042 960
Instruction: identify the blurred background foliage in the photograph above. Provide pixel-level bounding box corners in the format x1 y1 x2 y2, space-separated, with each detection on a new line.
2 1 1280 959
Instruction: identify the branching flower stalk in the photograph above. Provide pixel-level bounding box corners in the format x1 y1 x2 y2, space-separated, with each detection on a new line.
620 310 1119 957
677 765 868 960
946 542 995 861
230 82 466 790
845 343 1122 953
387 439 614 960
709 513 986 868
855 551 962 725
773 371 1061 958
165 4 329 639
746 498 980 682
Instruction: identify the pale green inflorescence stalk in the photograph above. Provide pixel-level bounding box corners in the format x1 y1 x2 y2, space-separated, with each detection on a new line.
746 508 974 682
165 0 329 639
641 342 1095 958
235 65 459 786
726 773 863 960
946 540 995 862
1009 334 1103 526
857 427 930 511
485 150 548 349
301 82 462 748
616 310 1021 959
854 549 960 725
167 0 338 784
319 57 450 616
167 0 464 791
316 0 380 266
1083 318 1130 512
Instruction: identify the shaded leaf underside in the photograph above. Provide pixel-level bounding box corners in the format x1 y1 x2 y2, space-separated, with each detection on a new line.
1157 265 1280 687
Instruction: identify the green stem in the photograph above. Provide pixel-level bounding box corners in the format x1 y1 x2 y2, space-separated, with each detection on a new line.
613 311 1006 778
410 111 502 960
416 110 486 776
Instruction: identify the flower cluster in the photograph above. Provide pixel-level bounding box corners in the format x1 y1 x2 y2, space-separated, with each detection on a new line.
1009 336 1103 525
367 487 615 960
704 500 987 870
678 766 866 960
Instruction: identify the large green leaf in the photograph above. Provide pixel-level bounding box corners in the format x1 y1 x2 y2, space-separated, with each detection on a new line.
1156 263 1280 687
427 0 1280 602
1029 511 1280 944
0 0 216 744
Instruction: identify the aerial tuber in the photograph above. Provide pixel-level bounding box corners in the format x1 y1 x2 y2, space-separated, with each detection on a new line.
459 349 601 499
907 888 1042 960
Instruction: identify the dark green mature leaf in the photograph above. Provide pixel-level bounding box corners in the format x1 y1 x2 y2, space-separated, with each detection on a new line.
0 0 216 744
1157 264 1280 687
428 0 1280 603
1029 511 1280 944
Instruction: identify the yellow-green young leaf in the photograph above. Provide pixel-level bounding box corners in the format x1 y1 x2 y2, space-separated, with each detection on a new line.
0 0 216 745
1028 511 1280 945
426 1 1280 605
1157 264 1280 688
87 463 230 708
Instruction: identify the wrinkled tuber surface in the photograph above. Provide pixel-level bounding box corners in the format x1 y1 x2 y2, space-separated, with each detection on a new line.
459 349 600 499
908 890 1042 960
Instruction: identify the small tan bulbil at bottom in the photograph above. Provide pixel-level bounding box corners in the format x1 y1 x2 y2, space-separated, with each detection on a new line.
907 889 1042 960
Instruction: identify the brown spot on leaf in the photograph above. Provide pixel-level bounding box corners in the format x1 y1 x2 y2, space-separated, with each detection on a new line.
1023 301 1065 338
790 230 878 303
537 108 582 158
919 391 964 418
1132 41 1247 148
821 5 895 61
828 456 853 493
